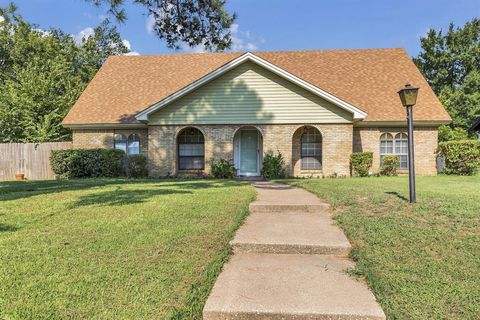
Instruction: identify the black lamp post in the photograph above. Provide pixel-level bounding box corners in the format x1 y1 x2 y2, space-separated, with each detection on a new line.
398 84 419 203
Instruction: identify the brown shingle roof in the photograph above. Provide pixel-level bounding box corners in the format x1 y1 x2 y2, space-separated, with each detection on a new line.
62 48 451 125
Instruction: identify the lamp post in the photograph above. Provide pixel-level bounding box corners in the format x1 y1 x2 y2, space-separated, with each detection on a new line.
398 84 419 203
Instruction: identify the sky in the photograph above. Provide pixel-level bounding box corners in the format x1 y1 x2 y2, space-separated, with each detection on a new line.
1 0 479 57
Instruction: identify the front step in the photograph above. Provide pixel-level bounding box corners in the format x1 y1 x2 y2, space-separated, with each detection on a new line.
231 211 351 256
249 203 329 213
203 253 386 320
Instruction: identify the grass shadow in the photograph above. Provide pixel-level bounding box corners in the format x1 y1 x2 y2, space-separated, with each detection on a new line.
0 179 150 202
385 191 408 202
68 186 193 208
0 223 18 233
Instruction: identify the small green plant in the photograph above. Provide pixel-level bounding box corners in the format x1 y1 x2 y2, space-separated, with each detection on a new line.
125 154 148 178
350 152 373 177
211 158 236 179
261 151 286 179
380 155 400 176
437 140 480 175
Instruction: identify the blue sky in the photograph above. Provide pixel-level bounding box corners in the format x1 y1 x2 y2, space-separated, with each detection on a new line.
2 0 479 57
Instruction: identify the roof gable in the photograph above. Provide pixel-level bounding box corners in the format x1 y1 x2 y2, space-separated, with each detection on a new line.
136 52 367 121
147 60 354 125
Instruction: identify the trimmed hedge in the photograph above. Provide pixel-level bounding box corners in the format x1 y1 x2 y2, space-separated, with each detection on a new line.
437 140 480 175
211 158 236 179
350 152 373 177
380 155 400 176
50 149 148 179
261 151 286 180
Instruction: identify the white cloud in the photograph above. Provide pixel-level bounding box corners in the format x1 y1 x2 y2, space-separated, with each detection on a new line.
229 24 258 51
0 16 4 23
179 23 260 53
33 28 51 37
179 42 208 53
125 51 140 56
122 39 141 55
146 14 156 34
122 39 131 50
74 27 94 44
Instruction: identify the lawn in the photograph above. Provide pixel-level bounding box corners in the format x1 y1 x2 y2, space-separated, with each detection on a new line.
285 175 480 320
0 179 255 320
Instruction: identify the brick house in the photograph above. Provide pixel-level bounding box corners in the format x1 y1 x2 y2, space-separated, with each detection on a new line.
62 49 451 177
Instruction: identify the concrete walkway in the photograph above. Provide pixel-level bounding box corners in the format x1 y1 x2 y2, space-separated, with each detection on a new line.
203 182 385 320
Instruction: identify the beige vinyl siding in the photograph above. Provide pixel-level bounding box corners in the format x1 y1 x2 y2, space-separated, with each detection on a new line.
149 61 353 124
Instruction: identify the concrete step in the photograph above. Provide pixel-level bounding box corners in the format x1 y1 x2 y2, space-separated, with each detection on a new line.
249 203 329 213
203 253 386 320
231 211 351 255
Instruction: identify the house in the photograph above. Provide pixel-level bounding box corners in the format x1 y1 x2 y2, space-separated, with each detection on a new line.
62 48 451 177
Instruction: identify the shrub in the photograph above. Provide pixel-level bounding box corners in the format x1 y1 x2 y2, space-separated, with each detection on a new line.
51 149 125 179
350 152 373 177
438 125 470 142
261 151 286 180
380 155 400 176
211 158 236 179
125 154 148 178
437 140 480 175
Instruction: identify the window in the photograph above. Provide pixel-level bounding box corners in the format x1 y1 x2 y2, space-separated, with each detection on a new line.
114 133 127 153
380 133 393 159
380 132 408 169
127 134 141 155
301 127 322 170
177 128 204 170
395 133 408 169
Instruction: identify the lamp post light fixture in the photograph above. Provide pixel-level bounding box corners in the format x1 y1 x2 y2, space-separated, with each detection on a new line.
398 84 419 203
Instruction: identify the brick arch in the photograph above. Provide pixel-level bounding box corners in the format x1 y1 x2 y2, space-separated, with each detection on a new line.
292 125 323 177
174 125 207 139
232 125 265 138
290 124 326 139
176 126 206 172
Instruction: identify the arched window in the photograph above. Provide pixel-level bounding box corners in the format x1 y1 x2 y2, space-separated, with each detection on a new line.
127 134 141 155
301 127 322 170
395 133 408 169
379 133 393 162
177 127 205 170
114 133 127 153
380 133 408 169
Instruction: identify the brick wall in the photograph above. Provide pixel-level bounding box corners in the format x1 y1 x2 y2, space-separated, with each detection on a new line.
73 124 439 177
72 129 148 154
353 126 438 175
147 124 353 177
72 129 114 149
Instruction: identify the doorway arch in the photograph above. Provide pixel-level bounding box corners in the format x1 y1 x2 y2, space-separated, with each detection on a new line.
233 126 263 176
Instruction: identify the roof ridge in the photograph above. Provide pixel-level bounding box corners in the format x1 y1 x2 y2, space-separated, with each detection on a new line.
108 47 406 59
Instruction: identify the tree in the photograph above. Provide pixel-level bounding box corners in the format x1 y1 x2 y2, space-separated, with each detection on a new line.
87 0 236 51
414 19 480 130
0 3 129 142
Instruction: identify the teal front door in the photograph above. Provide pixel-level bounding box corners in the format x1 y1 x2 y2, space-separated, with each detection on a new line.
239 130 259 175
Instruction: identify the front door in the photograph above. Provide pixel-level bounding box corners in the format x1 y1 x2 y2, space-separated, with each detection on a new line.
239 129 259 176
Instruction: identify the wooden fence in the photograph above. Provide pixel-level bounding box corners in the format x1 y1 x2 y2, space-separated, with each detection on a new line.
0 142 72 180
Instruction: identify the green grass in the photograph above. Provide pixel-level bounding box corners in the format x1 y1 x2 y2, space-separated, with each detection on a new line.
285 175 480 320
0 179 256 319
